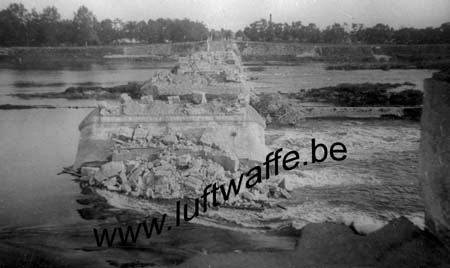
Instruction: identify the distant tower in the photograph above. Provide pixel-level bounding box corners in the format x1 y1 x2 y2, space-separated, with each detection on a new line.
269 14 273 41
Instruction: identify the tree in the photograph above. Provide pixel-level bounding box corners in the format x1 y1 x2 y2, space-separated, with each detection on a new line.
123 21 137 40
39 6 61 45
439 22 450 43
135 21 147 42
0 3 29 46
304 23 320 43
97 19 115 44
56 19 76 45
322 23 349 43
146 19 159 43
350 23 364 43
73 6 99 46
359 23 393 44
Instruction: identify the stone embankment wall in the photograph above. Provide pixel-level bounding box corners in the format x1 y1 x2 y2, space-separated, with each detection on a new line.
420 71 450 249
0 46 123 66
2 42 449 66
235 42 450 62
123 41 207 56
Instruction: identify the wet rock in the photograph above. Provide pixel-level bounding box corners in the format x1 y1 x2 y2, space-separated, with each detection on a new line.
140 81 159 98
255 184 270 196
145 188 154 199
121 182 132 194
167 96 181 104
185 158 202 174
153 176 172 198
132 126 148 140
176 154 192 168
161 132 178 145
192 91 207 104
120 93 132 103
80 167 99 177
351 215 386 234
124 160 139 173
154 167 173 180
278 177 295 192
169 179 182 197
98 101 108 109
117 127 134 140
104 177 120 191
201 151 239 172
129 165 145 185
100 161 125 178
119 171 127 183
238 93 250 105
252 191 269 202
99 101 121 116
268 184 278 195
142 170 155 184
94 170 108 182
278 188 292 199
240 191 254 201
183 175 203 195
146 161 154 169
136 176 146 190
140 95 154 104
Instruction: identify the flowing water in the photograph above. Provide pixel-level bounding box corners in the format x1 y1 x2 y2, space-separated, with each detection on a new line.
0 62 429 267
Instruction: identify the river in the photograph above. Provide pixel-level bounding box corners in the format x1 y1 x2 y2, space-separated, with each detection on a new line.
0 62 429 267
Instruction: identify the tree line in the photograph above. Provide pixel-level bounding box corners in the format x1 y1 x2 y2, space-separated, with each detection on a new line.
238 19 450 44
0 3 210 46
1 3 449 47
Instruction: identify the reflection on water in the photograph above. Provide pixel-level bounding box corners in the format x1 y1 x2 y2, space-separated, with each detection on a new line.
0 109 90 227
247 64 434 92
0 63 170 107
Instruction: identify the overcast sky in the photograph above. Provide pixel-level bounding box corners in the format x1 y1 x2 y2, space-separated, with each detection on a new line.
1 0 449 30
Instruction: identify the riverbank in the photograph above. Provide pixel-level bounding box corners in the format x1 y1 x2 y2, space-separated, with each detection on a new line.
1 217 447 268
1 42 449 69
174 217 450 268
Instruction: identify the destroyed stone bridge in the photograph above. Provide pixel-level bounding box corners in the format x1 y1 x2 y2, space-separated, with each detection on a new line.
73 40 277 204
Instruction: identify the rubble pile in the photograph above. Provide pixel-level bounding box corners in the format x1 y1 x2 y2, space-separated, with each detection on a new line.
74 41 273 210
177 50 243 81
139 42 255 98
98 90 255 120
79 128 293 208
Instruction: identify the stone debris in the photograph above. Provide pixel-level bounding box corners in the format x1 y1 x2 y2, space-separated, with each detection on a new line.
76 41 276 210
98 101 121 116
132 126 148 140
100 161 125 178
278 177 295 192
192 91 207 104
134 44 256 99
167 96 181 104
120 93 132 103
140 95 154 104
80 125 291 208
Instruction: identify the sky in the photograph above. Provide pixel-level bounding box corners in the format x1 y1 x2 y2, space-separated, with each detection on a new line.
1 0 449 31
